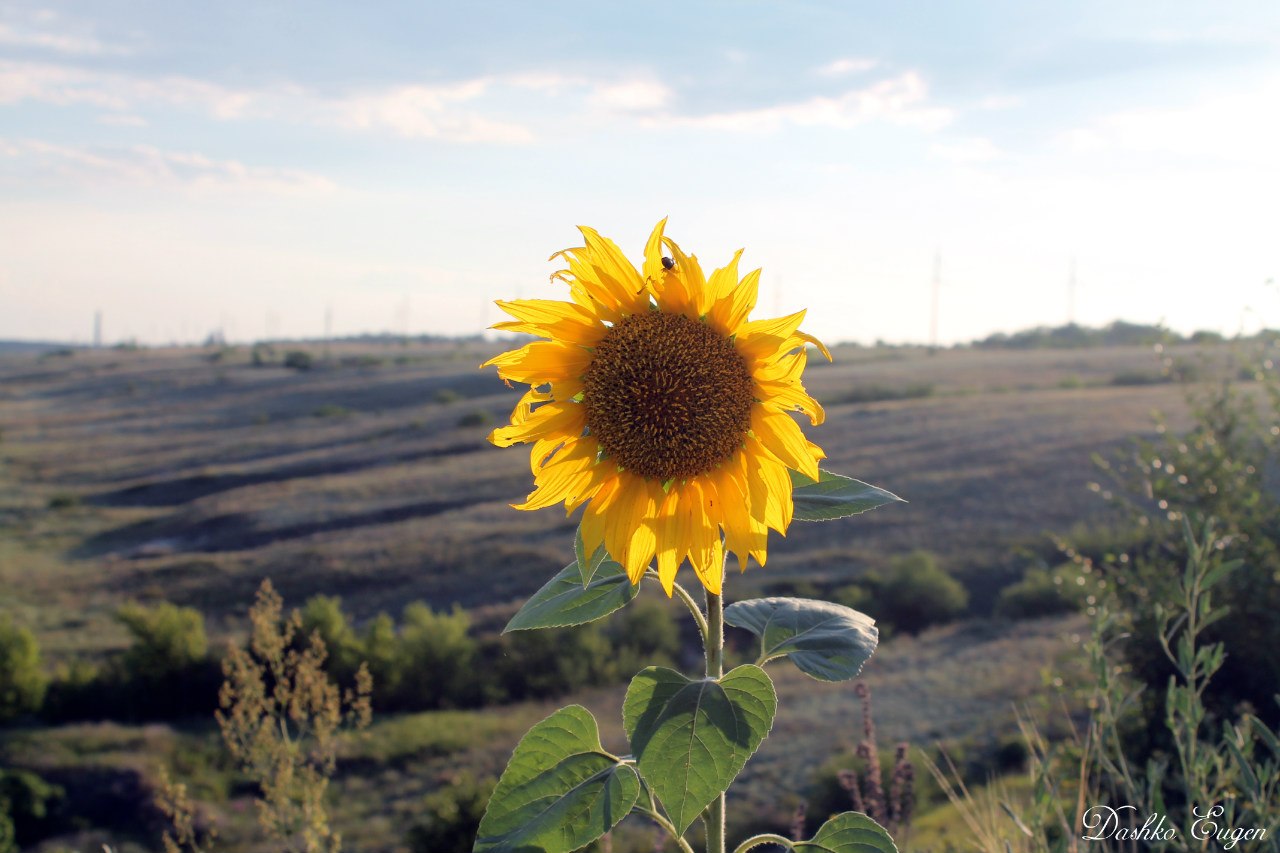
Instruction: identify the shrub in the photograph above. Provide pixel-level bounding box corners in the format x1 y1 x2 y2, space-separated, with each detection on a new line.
310 404 353 419
116 602 208 680
1091 344 1280 728
283 350 313 371
483 624 614 703
457 410 492 428
215 580 372 853
406 772 496 853
0 617 46 724
433 388 463 404
46 493 79 510
1109 369 1168 387
299 595 362 683
390 604 479 710
870 551 969 634
0 768 61 851
250 343 275 366
112 601 219 719
994 566 1086 620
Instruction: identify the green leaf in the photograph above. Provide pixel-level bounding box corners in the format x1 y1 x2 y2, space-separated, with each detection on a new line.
1249 714 1280 760
1225 734 1261 799
724 597 878 682
504 560 637 633
622 665 776 834
474 705 639 853
574 525 609 586
794 811 899 853
789 469 904 522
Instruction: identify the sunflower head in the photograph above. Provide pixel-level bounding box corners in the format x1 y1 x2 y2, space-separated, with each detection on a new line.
482 220 830 596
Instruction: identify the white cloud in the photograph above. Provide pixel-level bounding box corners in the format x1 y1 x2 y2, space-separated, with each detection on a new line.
328 80 534 143
816 57 878 77
98 113 148 127
0 10 133 57
977 94 1022 110
931 136 1002 163
0 60 256 116
0 138 336 196
589 79 671 111
1060 78 1280 166
679 71 952 132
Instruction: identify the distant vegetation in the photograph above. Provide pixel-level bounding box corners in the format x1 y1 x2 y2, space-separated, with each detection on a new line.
7 594 685 729
973 320 1277 350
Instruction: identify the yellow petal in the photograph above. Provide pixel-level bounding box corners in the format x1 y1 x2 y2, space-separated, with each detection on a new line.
735 309 808 364
579 475 619 560
721 267 761 333
482 341 593 386
654 487 682 595
686 479 723 594
756 379 826 425
751 406 821 481
744 434 794 531
642 218 669 285
492 299 607 346
657 236 708 319
705 250 744 333
514 440 599 511
794 330 832 362
579 227 649 314
487 401 585 448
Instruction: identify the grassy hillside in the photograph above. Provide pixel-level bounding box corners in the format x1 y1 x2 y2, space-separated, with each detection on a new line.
0 337 1214 850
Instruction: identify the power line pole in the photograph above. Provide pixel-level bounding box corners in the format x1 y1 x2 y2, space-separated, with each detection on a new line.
930 250 941 349
94 310 102 348
1067 256 1077 326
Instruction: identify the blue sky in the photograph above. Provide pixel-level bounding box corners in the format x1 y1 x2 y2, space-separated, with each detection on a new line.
2 1 1278 345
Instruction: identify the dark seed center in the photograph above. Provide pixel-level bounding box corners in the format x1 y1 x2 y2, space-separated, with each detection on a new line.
583 311 754 481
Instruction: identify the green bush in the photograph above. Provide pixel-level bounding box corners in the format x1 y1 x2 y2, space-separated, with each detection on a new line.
390 604 479 710
1092 346 1280 729
101 601 219 720
870 551 969 634
406 772 495 853
1109 369 1168 387
0 768 61 851
457 410 492 428
433 388 463 404
283 350 313 370
46 493 79 510
300 594 362 682
994 566 1087 620
116 602 208 680
0 617 46 724
484 624 615 703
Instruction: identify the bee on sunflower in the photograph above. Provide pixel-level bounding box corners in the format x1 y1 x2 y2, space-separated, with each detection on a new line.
483 219 830 596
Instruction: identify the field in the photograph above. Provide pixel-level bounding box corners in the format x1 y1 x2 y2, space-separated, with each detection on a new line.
0 338 1206 851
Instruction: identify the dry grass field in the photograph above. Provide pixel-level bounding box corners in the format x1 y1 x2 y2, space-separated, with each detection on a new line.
0 336 1210 851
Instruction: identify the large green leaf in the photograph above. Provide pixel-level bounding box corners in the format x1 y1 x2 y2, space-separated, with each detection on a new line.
474 705 639 853
574 525 609 586
789 469 904 522
794 812 899 853
724 597 878 682
504 559 637 633
622 665 776 834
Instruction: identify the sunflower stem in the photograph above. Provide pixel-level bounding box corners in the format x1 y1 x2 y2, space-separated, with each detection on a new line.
672 578 710 644
705 587 725 853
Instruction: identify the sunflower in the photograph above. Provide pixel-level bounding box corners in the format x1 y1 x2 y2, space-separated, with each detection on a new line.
482 220 830 596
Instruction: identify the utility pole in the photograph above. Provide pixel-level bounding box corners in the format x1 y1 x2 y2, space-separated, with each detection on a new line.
930 250 941 350
94 310 102 348
1067 256 1077 326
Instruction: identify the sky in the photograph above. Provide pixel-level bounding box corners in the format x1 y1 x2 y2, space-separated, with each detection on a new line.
2 1 1278 346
